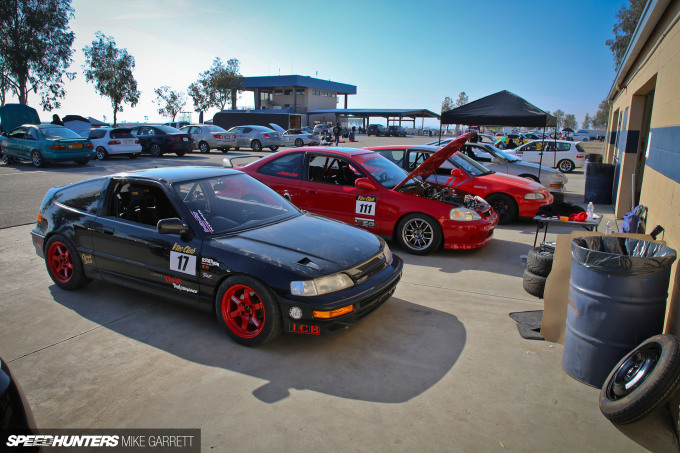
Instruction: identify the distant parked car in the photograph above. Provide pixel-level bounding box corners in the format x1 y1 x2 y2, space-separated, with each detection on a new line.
129 125 193 157
281 128 320 147
312 124 332 135
80 127 142 160
180 124 237 153
227 125 282 152
163 121 190 129
505 140 587 173
366 124 387 136
385 126 407 137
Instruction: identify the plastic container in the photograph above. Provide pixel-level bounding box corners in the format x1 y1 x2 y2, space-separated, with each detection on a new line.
586 202 594 220
563 236 677 387
584 163 615 204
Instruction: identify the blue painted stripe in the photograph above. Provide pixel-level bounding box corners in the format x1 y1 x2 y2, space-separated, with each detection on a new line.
625 130 640 154
647 125 680 184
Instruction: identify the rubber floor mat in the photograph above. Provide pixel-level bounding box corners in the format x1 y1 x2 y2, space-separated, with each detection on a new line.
509 310 544 340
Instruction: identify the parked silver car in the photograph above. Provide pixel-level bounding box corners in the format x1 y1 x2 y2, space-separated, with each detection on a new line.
180 124 237 153
79 127 142 160
227 125 282 151
426 140 567 194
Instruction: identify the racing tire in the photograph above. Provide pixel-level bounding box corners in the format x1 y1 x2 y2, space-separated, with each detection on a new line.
3 154 15 165
527 246 554 278
45 235 91 290
75 159 89 165
96 147 109 160
215 275 282 347
600 334 680 425
557 159 575 173
486 193 518 225
176 151 186 157
234 147 240 151
396 213 442 255
520 174 540 183
522 267 545 298
221 147 230 153
31 150 44 168
294 138 304 147
149 143 162 157
199 141 210 153
129 153 138 159
269 146 279 151
251 140 262 152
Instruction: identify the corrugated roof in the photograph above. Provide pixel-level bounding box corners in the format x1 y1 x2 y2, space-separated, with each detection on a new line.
308 108 440 119
242 75 357 95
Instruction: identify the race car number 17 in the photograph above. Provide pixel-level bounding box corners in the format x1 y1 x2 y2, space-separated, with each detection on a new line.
170 251 197 275
355 195 376 216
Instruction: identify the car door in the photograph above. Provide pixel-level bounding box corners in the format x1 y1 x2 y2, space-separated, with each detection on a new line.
131 127 152 151
21 127 41 160
298 153 381 230
91 178 203 305
251 151 305 203
3 126 29 158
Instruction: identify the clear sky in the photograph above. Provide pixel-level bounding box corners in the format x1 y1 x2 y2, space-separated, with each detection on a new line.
9 0 626 128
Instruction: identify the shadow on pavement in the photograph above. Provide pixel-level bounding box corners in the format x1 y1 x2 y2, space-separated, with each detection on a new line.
49 282 466 404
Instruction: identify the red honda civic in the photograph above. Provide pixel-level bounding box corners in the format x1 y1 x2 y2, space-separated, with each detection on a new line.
234 134 499 255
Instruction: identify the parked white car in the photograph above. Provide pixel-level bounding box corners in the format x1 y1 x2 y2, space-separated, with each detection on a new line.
180 124 237 153
504 140 586 173
80 127 142 160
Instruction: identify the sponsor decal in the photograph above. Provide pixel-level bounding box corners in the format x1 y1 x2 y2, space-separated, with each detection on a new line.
201 272 213 280
80 253 93 265
354 217 375 228
355 194 376 216
276 171 298 177
190 210 213 233
172 283 198 294
163 276 182 284
288 323 320 335
289 307 303 319
172 243 196 255
201 257 220 267
170 251 197 276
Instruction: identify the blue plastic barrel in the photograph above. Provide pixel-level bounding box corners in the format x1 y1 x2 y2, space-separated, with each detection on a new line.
563 236 677 387
584 163 615 204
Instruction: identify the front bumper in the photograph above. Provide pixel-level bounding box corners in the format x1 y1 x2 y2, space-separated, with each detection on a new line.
277 253 403 336
517 192 554 217
30 228 45 258
441 213 498 250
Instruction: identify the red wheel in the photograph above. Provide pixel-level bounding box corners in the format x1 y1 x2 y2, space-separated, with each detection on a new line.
215 276 282 346
47 240 73 284
44 235 90 290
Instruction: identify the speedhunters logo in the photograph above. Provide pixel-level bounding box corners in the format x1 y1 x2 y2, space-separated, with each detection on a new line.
2 429 200 451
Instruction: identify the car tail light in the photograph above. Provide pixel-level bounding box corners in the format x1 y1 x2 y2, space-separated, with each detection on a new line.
108 140 121 145
231 134 236 139
213 134 222 139
170 135 180 141
577 154 585 158
50 144 66 150
263 133 270 138
86 143 93 148
135 140 140 144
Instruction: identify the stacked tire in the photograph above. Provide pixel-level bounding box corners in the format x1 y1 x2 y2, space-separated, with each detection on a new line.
523 244 555 298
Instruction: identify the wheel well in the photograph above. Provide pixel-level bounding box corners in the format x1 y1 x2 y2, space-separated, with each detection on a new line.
486 192 519 208
519 174 539 182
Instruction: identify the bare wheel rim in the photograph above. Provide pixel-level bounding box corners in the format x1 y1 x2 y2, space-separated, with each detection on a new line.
32 151 42 167
490 197 509 219
402 218 434 250
150 144 161 156
558 160 574 172
221 284 266 339
606 343 661 400
199 142 209 153
295 138 304 147
47 241 73 284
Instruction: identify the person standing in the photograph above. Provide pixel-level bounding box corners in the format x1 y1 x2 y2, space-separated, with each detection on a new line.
332 123 341 146
51 114 64 126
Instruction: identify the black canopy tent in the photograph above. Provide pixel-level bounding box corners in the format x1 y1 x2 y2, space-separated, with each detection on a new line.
439 90 557 178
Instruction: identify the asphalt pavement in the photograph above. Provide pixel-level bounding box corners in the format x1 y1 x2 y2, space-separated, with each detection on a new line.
0 135 676 452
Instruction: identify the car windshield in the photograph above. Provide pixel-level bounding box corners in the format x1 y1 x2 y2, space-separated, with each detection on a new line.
42 127 83 140
205 125 227 133
353 153 413 189
483 145 521 162
174 173 300 235
450 152 492 176
157 125 181 133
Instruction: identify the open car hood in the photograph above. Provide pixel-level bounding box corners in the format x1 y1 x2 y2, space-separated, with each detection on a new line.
268 123 286 135
393 132 473 190
0 103 40 133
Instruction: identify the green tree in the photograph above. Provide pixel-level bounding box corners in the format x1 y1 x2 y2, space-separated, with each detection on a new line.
552 109 566 130
82 32 140 127
591 99 610 129
188 58 243 113
154 86 186 121
606 0 646 69
455 91 468 107
564 113 578 130
441 96 454 113
0 0 76 109
582 113 592 129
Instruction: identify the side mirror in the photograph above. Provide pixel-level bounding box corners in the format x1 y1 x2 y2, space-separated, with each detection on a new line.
491 157 502 164
450 168 466 179
157 218 190 236
355 177 378 191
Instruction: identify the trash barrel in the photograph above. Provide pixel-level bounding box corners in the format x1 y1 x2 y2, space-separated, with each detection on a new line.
563 236 677 387
584 163 615 204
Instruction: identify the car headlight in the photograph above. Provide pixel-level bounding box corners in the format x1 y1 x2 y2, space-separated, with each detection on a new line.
382 243 392 263
524 192 546 200
290 273 354 296
450 207 482 221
